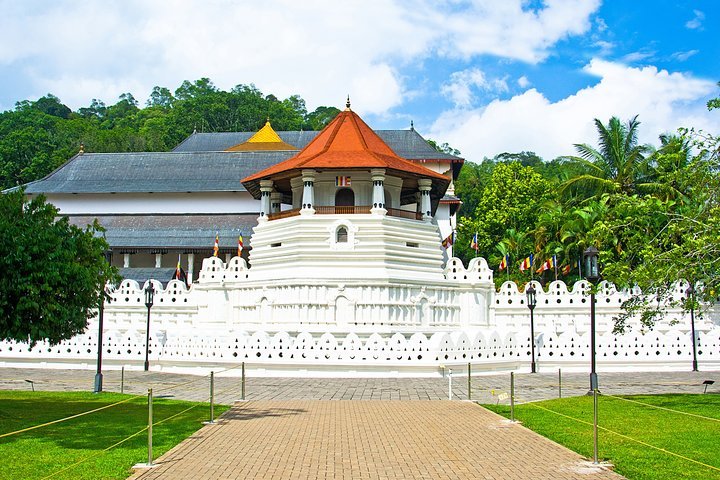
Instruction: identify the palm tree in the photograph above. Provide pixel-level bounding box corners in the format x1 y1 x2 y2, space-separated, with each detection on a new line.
560 116 651 201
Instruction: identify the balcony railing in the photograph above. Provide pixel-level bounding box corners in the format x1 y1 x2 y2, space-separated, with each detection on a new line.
267 206 423 221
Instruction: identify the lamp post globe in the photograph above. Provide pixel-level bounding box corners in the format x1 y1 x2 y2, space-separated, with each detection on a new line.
144 283 155 371
583 246 600 392
526 284 538 373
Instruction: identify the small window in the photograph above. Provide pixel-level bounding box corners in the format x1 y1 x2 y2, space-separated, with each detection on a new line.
271 242 282 248
406 242 419 248
336 226 348 243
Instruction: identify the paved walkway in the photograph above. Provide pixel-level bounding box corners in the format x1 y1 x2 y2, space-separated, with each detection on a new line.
1 367 717 403
128 400 622 480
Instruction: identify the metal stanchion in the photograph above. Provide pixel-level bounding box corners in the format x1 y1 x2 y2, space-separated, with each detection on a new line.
204 371 215 424
558 368 562 399
510 372 515 422
148 388 154 466
467 362 471 401
121 366 125 394
241 362 246 401
593 388 599 464
448 368 453 400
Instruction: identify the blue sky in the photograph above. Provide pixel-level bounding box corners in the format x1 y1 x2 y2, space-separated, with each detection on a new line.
0 0 718 161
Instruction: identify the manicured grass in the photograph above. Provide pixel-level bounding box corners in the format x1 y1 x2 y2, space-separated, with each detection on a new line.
0 391 229 480
484 394 720 480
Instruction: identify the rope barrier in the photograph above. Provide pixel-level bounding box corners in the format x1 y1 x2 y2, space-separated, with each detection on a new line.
601 393 720 423
525 401 720 474
0 394 145 439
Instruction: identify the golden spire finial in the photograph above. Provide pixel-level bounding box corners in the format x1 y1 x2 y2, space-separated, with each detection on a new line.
79 143 85 154
266 116 270 124
345 95 351 111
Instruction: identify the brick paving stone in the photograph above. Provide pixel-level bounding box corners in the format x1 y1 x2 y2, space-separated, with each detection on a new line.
127 401 623 480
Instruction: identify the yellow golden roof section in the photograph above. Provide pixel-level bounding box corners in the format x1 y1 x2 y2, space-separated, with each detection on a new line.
225 120 298 152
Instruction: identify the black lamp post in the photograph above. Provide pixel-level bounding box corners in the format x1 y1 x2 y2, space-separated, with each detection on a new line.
526 284 537 373
144 283 155 371
686 284 698 372
94 250 112 393
583 246 600 392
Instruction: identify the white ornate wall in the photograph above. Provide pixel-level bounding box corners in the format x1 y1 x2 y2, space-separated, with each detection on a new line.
1 257 718 376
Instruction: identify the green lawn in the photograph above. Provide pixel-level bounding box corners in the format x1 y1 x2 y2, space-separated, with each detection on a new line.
484 394 720 480
0 391 229 480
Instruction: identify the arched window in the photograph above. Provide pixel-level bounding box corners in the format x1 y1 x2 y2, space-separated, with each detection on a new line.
335 188 355 207
336 226 348 243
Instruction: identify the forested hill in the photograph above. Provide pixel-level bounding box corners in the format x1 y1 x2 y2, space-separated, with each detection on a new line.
0 78 340 190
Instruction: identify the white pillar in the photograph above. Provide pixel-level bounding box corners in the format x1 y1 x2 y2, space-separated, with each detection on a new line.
371 168 386 215
418 178 432 221
155 253 162 268
301 169 316 215
259 180 273 220
270 192 282 214
123 253 130 268
187 253 195 283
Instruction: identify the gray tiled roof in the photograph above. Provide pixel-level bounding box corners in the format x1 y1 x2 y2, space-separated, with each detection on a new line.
118 268 177 286
173 130 463 162
24 152 293 194
68 214 257 249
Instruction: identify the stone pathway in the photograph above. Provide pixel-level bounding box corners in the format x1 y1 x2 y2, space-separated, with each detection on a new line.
128 401 623 480
1 367 717 403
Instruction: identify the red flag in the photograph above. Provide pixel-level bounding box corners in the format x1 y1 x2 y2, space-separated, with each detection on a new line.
238 235 244 257
213 234 219 257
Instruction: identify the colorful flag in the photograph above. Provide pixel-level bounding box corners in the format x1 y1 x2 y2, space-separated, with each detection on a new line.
172 255 188 287
561 264 571 275
335 176 352 187
238 235 244 257
213 234 219 257
499 254 508 270
536 255 556 273
441 232 454 249
519 254 534 272
470 232 479 251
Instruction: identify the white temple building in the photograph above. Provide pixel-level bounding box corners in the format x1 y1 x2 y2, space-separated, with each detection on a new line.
2 102 719 376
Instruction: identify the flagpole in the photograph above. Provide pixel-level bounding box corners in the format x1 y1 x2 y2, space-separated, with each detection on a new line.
506 256 510 282
554 255 558 282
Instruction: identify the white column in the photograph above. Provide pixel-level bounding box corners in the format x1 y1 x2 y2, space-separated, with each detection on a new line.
155 253 162 268
123 253 130 268
259 180 273 220
300 169 316 215
371 168 386 215
187 253 195 283
270 192 282 214
418 178 432 221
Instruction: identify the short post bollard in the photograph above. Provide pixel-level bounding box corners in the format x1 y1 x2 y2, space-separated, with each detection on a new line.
147 388 154 467
121 366 125 394
208 371 215 424
241 362 246 401
593 388 599 464
467 362 472 401
558 368 562 399
510 372 515 422
448 368 453 400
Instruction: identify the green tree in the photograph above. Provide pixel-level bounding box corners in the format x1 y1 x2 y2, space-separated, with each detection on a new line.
456 161 555 265
0 190 117 345
560 116 652 201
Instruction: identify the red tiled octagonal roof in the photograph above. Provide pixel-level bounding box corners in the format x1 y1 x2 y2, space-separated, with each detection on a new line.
242 109 449 186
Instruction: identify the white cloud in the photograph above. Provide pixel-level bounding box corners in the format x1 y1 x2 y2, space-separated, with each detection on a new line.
0 0 601 114
441 68 508 107
429 59 719 161
621 50 655 63
671 50 700 62
686 9 705 29
517 76 531 89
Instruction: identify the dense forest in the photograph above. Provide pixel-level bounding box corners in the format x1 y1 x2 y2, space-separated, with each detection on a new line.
0 78 340 190
1 78 719 327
